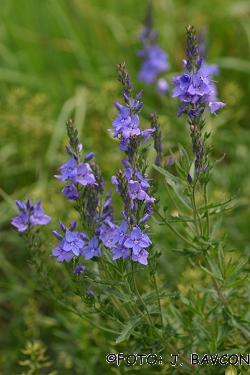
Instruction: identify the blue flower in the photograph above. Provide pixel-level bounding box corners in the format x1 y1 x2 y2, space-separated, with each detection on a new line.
132 248 149 265
55 157 77 181
73 265 85 274
111 245 131 260
81 237 101 260
72 163 96 186
11 211 29 232
62 184 79 200
208 101 226 115
87 285 94 297
112 220 127 245
63 230 85 256
124 227 151 255
51 240 74 263
112 106 131 131
128 180 155 203
29 200 51 227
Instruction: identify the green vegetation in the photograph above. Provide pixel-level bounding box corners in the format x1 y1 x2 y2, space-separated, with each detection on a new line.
1 0 250 374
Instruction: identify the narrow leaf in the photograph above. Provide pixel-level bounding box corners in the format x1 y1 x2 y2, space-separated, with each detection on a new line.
166 179 192 210
178 143 190 169
199 264 223 282
116 316 142 343
150 163 187 186
222 275 248 289
198 193 237 212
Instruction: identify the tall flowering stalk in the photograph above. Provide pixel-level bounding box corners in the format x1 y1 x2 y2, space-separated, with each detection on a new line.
153 25 250 370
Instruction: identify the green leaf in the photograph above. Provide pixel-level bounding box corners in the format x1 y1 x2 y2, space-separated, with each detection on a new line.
178 143 190 169
173 248 202 257
198 193 238 212
150 163 187 186
199 263 223 282
88 278 126 286
116 315 142 343
206 256 224 282
166 178 192 210
218 243 225 276
211 215 222 240
124 268 146 279
168 215 194 222
169 149 187 178
225 257 249 283
143 292 179 303
222 275 248 289
206 154 226 172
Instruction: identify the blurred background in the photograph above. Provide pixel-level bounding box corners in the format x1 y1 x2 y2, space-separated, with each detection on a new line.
1 0 250 373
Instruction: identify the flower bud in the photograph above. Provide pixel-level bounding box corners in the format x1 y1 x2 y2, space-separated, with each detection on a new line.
85 152 94 161
69 220 77 231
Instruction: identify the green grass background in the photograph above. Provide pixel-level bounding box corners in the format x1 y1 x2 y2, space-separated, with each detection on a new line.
1 0 250 373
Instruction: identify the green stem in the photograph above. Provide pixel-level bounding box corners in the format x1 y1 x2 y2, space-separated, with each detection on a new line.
151 270 164 326
204 183 210 237
191 181 203 237
155 209 199 250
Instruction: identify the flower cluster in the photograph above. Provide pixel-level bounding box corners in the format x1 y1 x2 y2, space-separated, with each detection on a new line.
11 199 51 232
51 221 100 265
51 121 114 265
109 62 155 152
137 3 170 91
107 63 157 265
172 25 226 178
172 25 226 118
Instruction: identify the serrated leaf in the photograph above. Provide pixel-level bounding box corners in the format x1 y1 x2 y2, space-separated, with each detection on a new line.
206 154 226 172
198 193 238 212
222 275 248 289
116 315 142 343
